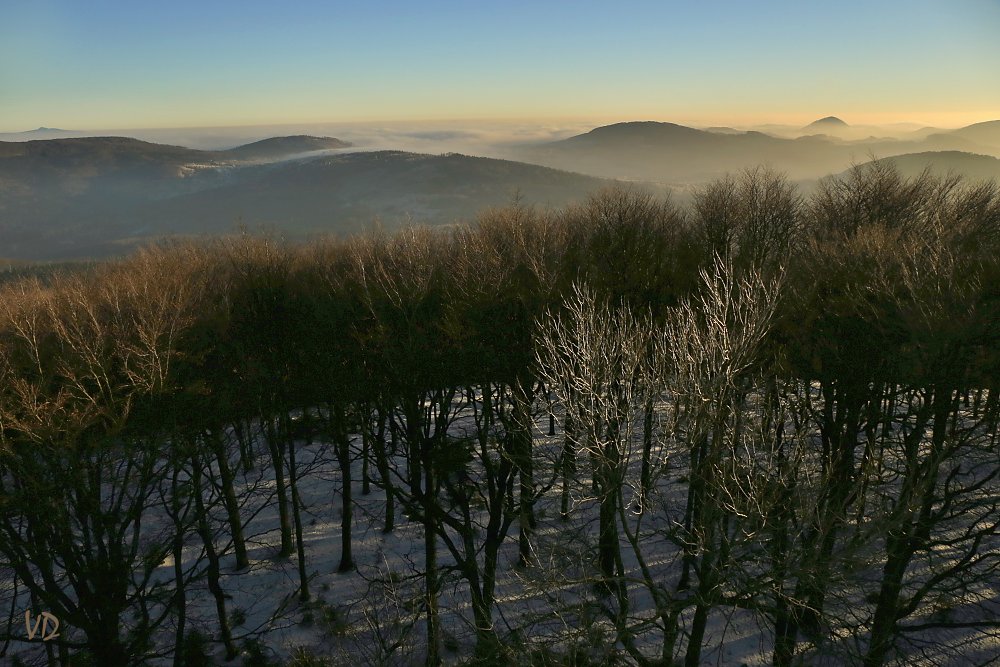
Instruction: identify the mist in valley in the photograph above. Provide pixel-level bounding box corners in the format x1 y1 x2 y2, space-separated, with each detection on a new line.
3 115 1000 262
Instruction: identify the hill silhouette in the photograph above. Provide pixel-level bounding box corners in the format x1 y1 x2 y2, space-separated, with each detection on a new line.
0 142 610 261
948 120 1000 150
221 135 352 160
0 135 357 200
803 116 849 130
0 136 204 164
6 127 999 262
0 127 84 141
515 121 866 183
512 120 1000 184
139 151 612 237
838 151 1000 182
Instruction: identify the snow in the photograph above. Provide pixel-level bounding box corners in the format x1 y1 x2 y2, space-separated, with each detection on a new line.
3 394 999 665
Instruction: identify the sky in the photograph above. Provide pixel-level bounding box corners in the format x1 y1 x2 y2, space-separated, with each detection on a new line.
2 0 999 133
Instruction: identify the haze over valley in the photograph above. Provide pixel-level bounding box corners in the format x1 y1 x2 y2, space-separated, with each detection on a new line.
3 116 1000 261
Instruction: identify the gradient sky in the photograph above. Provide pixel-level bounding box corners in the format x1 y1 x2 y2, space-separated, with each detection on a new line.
2 0 999 132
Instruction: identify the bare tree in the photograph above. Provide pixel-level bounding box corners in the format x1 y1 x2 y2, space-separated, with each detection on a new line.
0 248 205 665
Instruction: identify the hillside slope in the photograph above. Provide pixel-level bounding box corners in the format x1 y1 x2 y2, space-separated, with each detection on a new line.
512 121 1000 184
0 144 610 260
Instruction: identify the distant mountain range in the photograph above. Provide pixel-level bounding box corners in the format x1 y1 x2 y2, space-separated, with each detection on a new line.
0 134 351 169
511 118 1000 185
2 120 999 261
0 127 84 141
937 120 1000 150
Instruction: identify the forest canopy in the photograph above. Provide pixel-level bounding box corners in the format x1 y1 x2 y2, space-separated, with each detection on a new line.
1 163 999 666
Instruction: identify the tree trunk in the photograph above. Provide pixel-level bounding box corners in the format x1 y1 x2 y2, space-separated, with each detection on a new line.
205 429 249 569
863 530 910 667
423 445 441 666
597 460 620 580
405 399 423 504
170 467 188 667
88 619 129 667
370 408 395 533
285 417 311 600
865 386 951 667
361 415 372 495
561 413 576 521
190 451 237 661
334 404 355 572
233 418 255 473
639 396 655 512
547 388 556 436
514 384 536 566
685 601 710 667
798 383 864 632
265 417 294 558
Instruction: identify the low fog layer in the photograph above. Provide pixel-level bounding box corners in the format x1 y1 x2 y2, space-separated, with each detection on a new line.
0 120 596 155
2 116 999 262
2 116 989 154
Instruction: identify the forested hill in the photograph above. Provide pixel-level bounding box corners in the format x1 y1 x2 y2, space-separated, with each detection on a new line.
143 151 613 235
0 139 608 260
511 119 1000 184
219 135 352 160
843 151 1000 182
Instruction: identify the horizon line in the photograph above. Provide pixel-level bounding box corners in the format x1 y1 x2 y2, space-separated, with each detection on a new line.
4 114 998 135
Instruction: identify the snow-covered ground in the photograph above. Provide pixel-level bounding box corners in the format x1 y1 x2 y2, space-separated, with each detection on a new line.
3 395 999 666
